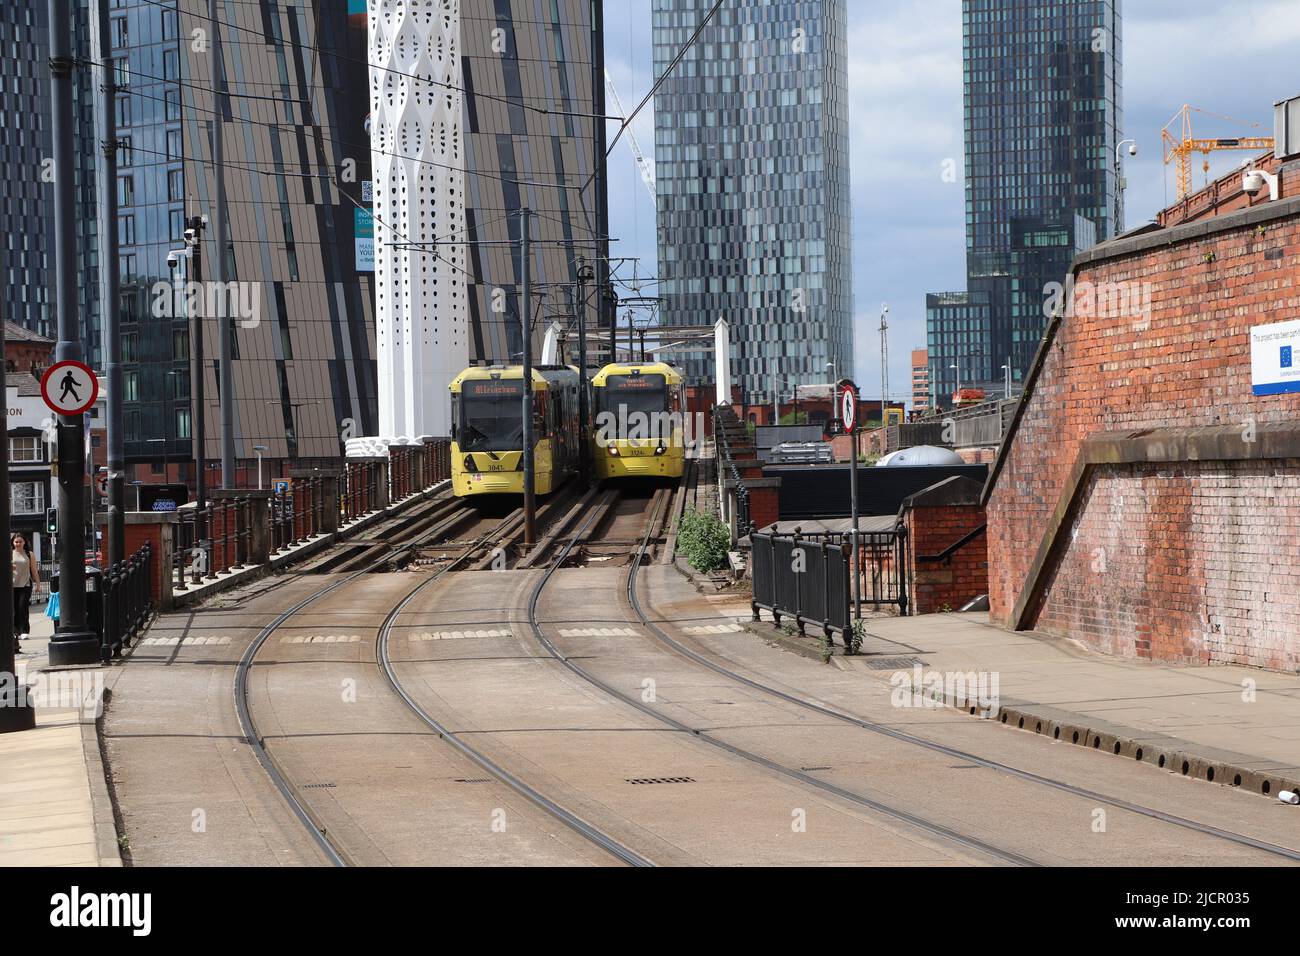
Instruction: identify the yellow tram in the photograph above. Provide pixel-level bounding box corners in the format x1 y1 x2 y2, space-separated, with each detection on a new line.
590 362 687 480
450 365 582 498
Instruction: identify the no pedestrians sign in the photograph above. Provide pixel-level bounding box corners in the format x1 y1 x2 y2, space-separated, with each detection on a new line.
40 360 99 417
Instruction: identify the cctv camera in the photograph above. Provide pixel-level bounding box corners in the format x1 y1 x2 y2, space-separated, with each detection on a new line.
183 228 197 245
1243 170 1265 196
1127 143 1137 157
166 250 182 268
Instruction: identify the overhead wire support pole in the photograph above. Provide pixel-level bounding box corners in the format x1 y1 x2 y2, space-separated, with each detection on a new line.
210 0 235 488
92 0 124 569
521 208 537 546
576 256 593 487
46 0 97 666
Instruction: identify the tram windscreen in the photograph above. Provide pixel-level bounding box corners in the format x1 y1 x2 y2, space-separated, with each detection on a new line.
600 374 669 440
459 380 526 452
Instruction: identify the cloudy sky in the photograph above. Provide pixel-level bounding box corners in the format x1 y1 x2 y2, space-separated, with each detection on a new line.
601 0 1300 402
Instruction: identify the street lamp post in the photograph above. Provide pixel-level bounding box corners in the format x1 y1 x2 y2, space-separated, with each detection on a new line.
949 361 962 401
1115 139 1137 234
1001 363 1012 400
46 0 98 665
253 445 268 490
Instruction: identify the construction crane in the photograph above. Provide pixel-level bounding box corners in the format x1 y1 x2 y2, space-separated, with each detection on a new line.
1161 105 1274 200
604 69 657 202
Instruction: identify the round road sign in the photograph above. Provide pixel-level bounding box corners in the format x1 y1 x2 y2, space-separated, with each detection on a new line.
40 360 99 417
839 382 858 432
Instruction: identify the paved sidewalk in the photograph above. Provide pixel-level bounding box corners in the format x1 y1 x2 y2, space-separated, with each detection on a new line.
673 554 1300 800
839 613 1300 797
0 610 120 867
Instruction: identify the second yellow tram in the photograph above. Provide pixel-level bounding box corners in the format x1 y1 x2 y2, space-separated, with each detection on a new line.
590 362 687 480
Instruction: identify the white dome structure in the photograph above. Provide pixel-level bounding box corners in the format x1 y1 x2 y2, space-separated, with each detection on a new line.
876 445 966 467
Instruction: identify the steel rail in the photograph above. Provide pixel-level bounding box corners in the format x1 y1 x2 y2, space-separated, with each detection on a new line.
526 490 1038 868
234 501 507 867
624 527 1300 865
374 552 653 868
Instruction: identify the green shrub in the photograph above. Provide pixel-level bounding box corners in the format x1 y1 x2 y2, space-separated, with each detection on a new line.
677 508 731 573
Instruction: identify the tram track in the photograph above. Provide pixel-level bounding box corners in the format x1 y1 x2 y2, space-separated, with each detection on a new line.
620 513 1300 865
524 488 1038 867
234 493 647 867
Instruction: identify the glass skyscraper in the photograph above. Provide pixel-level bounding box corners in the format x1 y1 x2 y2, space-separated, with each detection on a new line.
653 0 853 399
927 0 1122 406
0 2 100 349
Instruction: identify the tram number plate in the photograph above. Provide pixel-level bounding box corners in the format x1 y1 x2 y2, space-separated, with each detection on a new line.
624 445 652 457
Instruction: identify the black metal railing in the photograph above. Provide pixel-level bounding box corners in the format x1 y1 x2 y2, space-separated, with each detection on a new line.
99 542 153 662
714 407 755 538
754 524 911 623
751 531 852 640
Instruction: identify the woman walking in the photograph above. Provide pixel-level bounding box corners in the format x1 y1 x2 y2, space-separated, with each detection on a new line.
12 534 39 653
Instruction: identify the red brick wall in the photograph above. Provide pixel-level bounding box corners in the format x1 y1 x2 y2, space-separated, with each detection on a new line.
123 524 166 607
1033 460 1300 671
906 504 988 614
748 488 780 532
987 199 1300 668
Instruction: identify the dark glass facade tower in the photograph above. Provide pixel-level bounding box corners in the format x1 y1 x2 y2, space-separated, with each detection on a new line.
0 3 55 339
1 2 101 359
96 0 378 479
652 0 853 398
927 0 1122 406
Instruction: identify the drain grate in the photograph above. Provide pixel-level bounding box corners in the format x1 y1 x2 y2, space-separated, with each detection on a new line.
800 766 832 772
454 778 493 784
301 782 337 790
626 776 696 785
862 655 924 670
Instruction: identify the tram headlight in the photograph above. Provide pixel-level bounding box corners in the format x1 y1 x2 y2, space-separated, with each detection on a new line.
607 443 619 457
654 443 666 456
463 455 478 473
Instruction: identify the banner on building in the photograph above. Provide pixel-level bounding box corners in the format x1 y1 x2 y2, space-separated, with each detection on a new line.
355 207 374 272
1250 319 1300 396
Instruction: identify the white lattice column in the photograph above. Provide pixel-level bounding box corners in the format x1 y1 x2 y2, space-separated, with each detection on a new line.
369 0 466 441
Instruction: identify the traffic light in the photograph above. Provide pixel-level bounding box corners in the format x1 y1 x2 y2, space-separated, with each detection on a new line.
46 507 58 536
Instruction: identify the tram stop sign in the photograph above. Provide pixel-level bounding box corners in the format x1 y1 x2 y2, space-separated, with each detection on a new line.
839 381 858 433
40 360 98 417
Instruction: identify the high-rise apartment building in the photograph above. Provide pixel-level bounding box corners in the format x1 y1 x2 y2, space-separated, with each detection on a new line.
653 0 853 399
0 3 55 340
910 347 930 415
928 0 1122 405
1 2 101 351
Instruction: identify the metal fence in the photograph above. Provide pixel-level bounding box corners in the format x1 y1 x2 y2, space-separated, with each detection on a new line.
751 532 852 639
98 542 153 661
752 526 910 638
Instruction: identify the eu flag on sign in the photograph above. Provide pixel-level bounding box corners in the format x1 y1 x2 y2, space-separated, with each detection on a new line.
1282 346 1293 369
